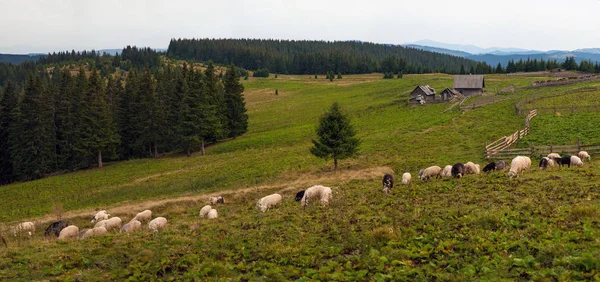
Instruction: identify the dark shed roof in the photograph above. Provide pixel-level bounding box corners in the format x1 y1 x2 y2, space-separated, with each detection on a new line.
453 75 485 89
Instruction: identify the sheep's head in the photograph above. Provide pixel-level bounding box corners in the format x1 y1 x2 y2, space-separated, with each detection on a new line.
508 171 517 178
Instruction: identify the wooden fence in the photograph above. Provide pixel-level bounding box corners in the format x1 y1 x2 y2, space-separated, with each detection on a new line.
485 109 537 158
485 143 600 160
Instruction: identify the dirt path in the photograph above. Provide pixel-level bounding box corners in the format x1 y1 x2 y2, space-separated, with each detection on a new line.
24 166 393 225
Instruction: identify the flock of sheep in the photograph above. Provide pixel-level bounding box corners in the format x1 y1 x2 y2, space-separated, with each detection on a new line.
10 186 335 240
9 151 591 240
380 151 591 193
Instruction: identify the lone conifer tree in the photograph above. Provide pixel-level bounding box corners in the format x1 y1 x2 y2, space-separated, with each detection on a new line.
310 103 360 170
223 64 248 138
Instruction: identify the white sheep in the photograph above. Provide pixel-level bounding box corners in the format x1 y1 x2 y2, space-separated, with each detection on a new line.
300 185 332 207
508 156 531 178
256 193 283 212
207 209 218 219
465 162 481 174
547 153 561 160
148 217 168 232
402 172 411 185
14 222 35 236
120 220 142 233
210 196 224 205
571 155 584 167
90 210 110 223
441 165 452 177
80 226 107 239
95 217 122 231
199 205 212 218
419 166 442 181
132 210 152 223
58 225 79 239
578 151 591 161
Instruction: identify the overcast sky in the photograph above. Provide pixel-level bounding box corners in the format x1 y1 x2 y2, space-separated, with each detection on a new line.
2 0 600 54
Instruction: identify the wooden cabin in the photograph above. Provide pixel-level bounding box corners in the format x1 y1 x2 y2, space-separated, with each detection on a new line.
409 85 436 104
453 75 485 96
440 88 463 101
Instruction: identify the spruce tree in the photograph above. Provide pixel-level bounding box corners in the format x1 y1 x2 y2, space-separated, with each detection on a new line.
10 75 57 180
54 69 79 170
310 103 360 170
223 64 248 139
79 68 119 168
204 61 226 141
118 69 143 159
177 67 203 156
138 68 164 158
0 81 17 183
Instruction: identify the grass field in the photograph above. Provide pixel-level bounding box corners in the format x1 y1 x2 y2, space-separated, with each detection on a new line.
1 72 600 280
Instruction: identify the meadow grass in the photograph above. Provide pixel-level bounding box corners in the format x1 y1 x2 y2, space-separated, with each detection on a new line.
2 72 600 279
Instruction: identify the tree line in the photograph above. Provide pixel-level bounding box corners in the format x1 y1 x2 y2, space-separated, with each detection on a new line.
166 38 479 75
0 62 248 184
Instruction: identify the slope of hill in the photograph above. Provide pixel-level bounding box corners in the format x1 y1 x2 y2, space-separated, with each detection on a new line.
0 53 43 64
410 39 539 55
2 73 600 280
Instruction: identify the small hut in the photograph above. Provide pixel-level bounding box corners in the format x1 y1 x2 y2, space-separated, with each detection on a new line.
453 75 485 96
409 85 436 104
440 88 463 101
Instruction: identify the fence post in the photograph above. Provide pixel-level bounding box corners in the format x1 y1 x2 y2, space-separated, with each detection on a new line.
550 142 553 153
578 137 581 151
531 143 535 156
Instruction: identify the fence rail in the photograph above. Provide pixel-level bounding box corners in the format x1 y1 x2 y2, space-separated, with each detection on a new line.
485 143 600 160
485 109 537 158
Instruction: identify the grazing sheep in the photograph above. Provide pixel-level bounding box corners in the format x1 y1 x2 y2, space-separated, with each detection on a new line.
402 172 412 185
547 153 561 160
80 226 107 239
382 174 394 193
132 210 152 223
571 155 583 167
418 169 424 179
199 205 212 218
482 162 496 172
294 190 305 202
578 151 591 161
58 225 79 240
441 165 452 177
210 196 224 205
465 162 480 174
44 220 68 237
256 193 283 212
420 166 442 181
539 157 552 169
95 217 122 231
508 156 532 178
90 210 110 223
148 217 168 232
555 155 572 167
120 220 142 233
14 222 35 236
301 185 332 207
495 160 508 171
207 209 218 219
451 163 466 178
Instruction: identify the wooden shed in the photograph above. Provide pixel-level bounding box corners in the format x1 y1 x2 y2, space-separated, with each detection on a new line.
409 85 436 104
453 75 485 96
440 88 463 101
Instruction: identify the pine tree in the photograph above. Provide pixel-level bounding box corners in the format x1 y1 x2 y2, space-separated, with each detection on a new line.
10 75 57 180
79 68 119 168
177 67 206 156
223 64 248 139
118 69 143 159
310 103 360 170
54 69 81 170
0 81 17 183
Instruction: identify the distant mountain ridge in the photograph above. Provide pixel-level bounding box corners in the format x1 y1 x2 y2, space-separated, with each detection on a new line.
406 39 600 66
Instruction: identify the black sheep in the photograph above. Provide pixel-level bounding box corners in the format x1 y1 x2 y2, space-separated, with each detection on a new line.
555 155 572 167
482 162 496 172
294 190 305 202
44 220 68 237
539 157 550 169
382 174 394 193
451 163 466 178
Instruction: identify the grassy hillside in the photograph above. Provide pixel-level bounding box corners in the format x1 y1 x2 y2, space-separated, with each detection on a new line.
1 73 600 280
